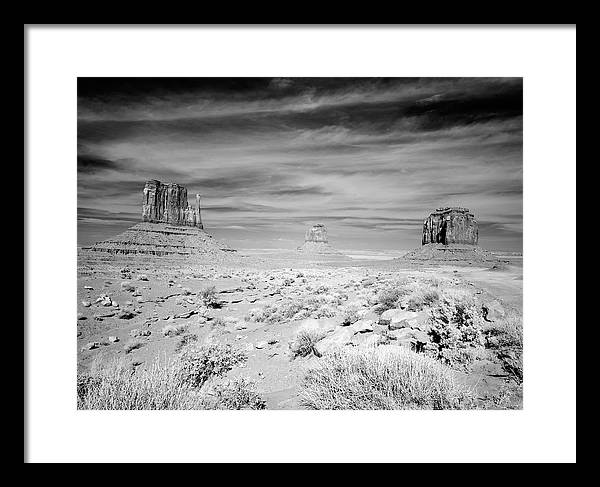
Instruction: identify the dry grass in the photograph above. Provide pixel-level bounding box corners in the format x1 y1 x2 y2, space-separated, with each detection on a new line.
199 285 219 308
176 343 247 388
78 344 251 410
208 378 267 410
77 357 204 410
299 346 475 410
289 328 327 359
161 324 187 337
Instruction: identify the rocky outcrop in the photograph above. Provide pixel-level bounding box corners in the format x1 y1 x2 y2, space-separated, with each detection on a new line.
142 180 202 228
298 224 342 255
422 207 478 246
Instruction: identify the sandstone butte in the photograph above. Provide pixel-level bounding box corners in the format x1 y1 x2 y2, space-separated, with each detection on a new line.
82 180 234 257
404 207 498 264
297 224 343 255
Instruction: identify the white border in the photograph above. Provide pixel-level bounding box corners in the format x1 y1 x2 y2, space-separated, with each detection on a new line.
26 26 576 463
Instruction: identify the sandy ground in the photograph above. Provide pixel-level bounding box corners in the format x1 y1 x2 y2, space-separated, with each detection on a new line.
77 249 523 409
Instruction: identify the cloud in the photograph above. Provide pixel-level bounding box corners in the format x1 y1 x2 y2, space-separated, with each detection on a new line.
77 78 523 250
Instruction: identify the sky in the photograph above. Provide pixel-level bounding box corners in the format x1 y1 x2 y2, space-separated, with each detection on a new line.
77 77 523 251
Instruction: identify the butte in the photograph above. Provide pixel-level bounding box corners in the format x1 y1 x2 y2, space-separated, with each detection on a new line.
402 207 499 264
297 224 343 255
81 179 235 257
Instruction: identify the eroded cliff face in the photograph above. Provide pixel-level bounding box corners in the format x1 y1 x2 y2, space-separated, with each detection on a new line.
422 207 478 246
142 180 203 228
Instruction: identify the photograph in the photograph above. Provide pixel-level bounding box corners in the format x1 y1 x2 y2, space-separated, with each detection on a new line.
76 77 524 410
25 25 576 463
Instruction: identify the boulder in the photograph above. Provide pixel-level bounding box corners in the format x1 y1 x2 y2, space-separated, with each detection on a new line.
315 327 355 354
352 319 374 334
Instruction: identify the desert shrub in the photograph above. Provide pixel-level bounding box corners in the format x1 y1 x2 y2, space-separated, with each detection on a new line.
174 332 198 352
124 339 146 354
161 324 187 337
427 291 485 367
340 305 360 326
200 285 219 308
175 343 247 388
289 328 327 359
299 346 474 410
375 288 405 314
496 349 523 384
77 373 101 402
483 310 523 350
312 304 336 319
210 317 227 328
209 378 267 410
405 288 440 311
77 358 204 410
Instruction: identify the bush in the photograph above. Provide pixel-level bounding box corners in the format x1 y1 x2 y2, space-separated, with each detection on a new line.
174 332 198 352
78 344 251 410
428 291 485 367
340 305 360 326
405 289 440 311
162 324 188 337
175 343 247 388
124 339 146 354
299 346 474 410
200 285 219 308
375 288 405 314
289 328 327 359
483 311 523 350
77 358 204 410
209 378 267 410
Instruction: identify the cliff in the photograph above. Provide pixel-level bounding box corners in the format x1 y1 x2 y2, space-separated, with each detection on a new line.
422 207 478 246
142 180 203 228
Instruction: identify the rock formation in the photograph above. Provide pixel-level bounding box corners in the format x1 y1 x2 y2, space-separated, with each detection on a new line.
297 224 342 255
422 207 478 246
305 224 329 244
83 180 234 257
142 180 202 228
403 207 498 264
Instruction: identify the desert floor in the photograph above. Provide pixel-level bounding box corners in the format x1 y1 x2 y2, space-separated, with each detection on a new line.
77 250 523 409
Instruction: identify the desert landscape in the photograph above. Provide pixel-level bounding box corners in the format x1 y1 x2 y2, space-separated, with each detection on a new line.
77 181 523 410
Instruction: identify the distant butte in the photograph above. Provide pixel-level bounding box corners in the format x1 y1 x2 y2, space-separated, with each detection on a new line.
297 224 343 255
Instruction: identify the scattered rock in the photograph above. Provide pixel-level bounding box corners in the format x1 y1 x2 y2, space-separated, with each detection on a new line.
130 329 151 338
175 310 197 319
108 336 120 343
120 281 136 292
81 301 91 307
352 319 374 334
